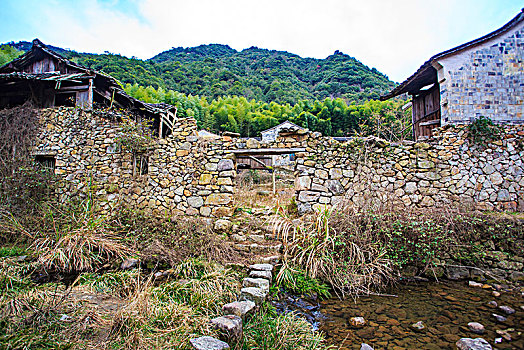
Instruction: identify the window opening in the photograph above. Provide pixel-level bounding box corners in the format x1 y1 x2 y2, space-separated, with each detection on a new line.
133 153 148 176
35 155 56 172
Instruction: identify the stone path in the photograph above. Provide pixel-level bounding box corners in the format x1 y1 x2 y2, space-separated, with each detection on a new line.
229 223 282 264
190 263 275 349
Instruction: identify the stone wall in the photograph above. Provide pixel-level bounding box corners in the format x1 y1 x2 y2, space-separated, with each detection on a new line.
34 107 237 217
437 23 524 125
35 107 524 218
34 107 308 218
295 125 524 214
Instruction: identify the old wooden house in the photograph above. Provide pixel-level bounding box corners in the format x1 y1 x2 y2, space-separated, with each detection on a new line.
381 9 524 140
0 39 176 137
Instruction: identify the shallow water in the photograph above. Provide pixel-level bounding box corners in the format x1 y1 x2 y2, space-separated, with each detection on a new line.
317 281 523 350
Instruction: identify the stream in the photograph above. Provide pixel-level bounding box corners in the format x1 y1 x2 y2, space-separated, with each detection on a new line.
273 280 523 349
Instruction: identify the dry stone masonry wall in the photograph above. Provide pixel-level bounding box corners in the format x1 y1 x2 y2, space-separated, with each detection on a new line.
35 107 237 217
295 125 524 214
35 107 524 218
34 107 308 218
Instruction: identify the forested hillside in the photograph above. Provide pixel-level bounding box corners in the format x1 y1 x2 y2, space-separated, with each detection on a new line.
2 41 408 139
7 41 394 105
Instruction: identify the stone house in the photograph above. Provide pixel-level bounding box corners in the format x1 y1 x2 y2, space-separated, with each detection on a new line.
381 9 524 140
259 121 306 167
260 121 305 142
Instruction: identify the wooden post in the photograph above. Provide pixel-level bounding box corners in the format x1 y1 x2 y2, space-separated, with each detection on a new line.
159 113 164 138
272 157 276 195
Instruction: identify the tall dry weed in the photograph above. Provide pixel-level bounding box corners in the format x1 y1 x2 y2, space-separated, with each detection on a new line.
272 205 394 298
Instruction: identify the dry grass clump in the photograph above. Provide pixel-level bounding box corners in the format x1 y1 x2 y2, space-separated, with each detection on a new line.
273 206 394 298
117 211 242 267
274 195 524 298
16 199 133 274
33 230 130 274
107 260 240 349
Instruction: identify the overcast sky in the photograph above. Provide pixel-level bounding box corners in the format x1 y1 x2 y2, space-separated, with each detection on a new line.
1 0 522 82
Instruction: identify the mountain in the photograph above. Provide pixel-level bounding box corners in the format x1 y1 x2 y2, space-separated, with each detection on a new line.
4 41 395 105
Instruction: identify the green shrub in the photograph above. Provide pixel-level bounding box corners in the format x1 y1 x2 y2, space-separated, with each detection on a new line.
274 265 331 299
241 309 326 350
467 115 504 145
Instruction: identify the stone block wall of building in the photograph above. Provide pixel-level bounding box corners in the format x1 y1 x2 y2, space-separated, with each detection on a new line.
438 23 524 125
295 125 524 214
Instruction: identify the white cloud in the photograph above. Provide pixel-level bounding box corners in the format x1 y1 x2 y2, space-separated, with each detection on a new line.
7 0 523 82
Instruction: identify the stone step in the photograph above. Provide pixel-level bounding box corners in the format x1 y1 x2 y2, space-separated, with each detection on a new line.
249 269 272 280
253 254 281 264
246 234 266 243
249 263 274 272
239 287 268 304
251 243 282 254
243 277 270 291
232 243 282 254
230 232 281 244
210 315 243 341
222 300 256 320
190 336 230 350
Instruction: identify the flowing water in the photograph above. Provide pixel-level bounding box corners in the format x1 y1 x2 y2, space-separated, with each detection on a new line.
274 280 523 349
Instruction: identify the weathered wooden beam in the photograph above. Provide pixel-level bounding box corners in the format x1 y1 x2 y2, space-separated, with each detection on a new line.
247 156 271 169
229 147 305 155
56 85 90 91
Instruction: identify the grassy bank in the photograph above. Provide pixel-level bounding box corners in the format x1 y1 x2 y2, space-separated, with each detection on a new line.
273 200 524 298
0 196 328 350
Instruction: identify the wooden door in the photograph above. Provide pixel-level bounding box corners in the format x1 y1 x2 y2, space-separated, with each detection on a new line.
412 84 441 140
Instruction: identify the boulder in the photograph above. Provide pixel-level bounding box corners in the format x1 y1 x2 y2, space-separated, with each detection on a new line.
222 300 256 319
487 301 497 308
121 258 139 270
190 336 229 350
497 305 515 315
411 321 425 332
446 266 470 280
468 281 483 288
210 315 243 341
467 322 485 335
349 316 366 328
495 329 512 341
492 313 507 323
214 219 233 232
456 338 492 350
